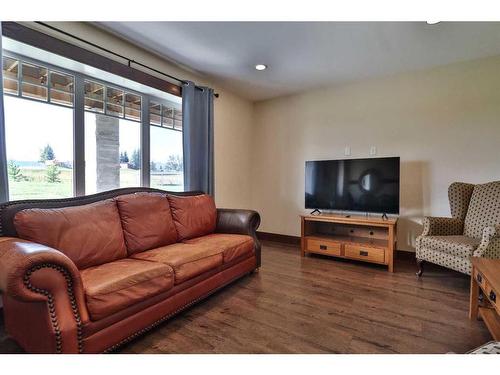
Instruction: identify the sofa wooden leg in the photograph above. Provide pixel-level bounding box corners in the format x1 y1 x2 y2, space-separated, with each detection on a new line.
416 259 425 277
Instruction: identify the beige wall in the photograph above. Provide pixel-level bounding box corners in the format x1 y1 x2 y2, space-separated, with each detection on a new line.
252 56 500 251
23 22 255 209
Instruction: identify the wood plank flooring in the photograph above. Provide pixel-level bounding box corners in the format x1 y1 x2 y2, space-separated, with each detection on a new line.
0 241 491 353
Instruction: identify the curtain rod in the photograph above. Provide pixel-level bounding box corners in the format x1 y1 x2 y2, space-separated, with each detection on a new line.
34 21 219 98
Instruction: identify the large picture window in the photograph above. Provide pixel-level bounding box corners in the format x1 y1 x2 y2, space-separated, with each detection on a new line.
85 113 142 194
150 125 183 191
149 101 183 191
4 96 74 200
1 51 183 200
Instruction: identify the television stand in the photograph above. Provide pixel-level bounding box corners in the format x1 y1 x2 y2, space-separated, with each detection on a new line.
300 213 398 272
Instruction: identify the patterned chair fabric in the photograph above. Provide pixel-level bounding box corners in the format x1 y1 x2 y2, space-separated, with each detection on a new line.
418 236 480 258
464 182 500 238
416 181 500 275
448 182 474 221
468 341 500 354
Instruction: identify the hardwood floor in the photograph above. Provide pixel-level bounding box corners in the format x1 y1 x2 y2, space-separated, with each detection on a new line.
0 241 491 353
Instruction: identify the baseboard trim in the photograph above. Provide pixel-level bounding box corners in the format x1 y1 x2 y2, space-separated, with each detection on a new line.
396 249 416 260
257 231 301 245
257 231 415 260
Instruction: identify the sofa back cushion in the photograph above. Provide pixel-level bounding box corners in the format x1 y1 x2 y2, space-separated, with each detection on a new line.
115 192 178 255
167 194 217 241
463 181 500 238
14 199 127 269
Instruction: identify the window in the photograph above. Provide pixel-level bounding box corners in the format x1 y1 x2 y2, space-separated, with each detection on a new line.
150 126 183 191
2 56 18 95
84 81 143 194
3 57 75 105
84 113 141 194
50 71 74 106
150 101 182 130
3 95 74 200
85 80 141 121
1 50 182 200
3 56 75 201
149 102 183 191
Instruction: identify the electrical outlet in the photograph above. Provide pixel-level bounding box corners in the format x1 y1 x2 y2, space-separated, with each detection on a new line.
370 146 377 155
344 146 351 156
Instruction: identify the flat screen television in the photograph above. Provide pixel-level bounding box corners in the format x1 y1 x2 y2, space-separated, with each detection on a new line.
305 157 400 214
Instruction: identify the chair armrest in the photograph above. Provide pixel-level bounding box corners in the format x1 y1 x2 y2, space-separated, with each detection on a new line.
216 209 261 267
473 225 500 257
421 217 464 236
0 238 88 353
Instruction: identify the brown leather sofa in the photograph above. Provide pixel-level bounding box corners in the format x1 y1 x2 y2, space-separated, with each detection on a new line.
0 188 261 353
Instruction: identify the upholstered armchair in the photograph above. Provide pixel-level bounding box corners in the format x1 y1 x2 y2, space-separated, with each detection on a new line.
416 181 500 276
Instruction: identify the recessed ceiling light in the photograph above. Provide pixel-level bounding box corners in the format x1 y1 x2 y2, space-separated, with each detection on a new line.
255 64 267 71
426 20 441 25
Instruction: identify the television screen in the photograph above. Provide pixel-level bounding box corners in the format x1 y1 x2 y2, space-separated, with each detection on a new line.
305 157 400 214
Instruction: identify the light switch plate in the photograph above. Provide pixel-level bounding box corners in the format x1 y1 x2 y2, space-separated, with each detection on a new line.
344 146 351 156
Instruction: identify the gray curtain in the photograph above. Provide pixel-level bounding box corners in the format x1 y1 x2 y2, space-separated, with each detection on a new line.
182 81 214 195
0 22 9 203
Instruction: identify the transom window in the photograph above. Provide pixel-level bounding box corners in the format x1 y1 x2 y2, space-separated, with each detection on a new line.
149 101 182 131
2 57 74 107
84 80 142 122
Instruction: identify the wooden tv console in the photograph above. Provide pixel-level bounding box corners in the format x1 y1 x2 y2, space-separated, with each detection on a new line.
300 214 398 272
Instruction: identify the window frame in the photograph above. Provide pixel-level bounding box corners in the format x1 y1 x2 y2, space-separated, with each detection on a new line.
1 50 182 199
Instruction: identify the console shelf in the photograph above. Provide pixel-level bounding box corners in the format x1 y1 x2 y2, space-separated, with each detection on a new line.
300 214 398 272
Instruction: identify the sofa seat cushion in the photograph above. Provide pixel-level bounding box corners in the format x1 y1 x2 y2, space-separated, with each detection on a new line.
419 235 480 257
166 194 217 241
115 192 178 255
184 234 255 263
81 258 174 320
14 199 127 269
131 243 223 284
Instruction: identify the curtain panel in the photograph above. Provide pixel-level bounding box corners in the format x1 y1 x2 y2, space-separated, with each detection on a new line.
0 22 9 203
182 81 214 195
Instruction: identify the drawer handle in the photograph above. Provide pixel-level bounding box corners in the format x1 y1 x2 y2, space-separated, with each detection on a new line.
320 245 327 250
477 273 482 283
490 290 497 303
359 250 369 256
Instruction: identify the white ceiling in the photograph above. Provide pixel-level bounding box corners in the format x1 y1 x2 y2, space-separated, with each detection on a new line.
97 22 500 101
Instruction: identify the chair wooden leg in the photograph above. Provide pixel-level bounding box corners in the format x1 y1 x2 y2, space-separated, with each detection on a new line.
416 259 425 277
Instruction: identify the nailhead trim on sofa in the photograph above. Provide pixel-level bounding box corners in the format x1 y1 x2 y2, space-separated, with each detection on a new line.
23 263 84 353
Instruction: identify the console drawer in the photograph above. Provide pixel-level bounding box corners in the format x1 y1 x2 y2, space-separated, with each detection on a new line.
306 239 341 256
345 244 385 264
485 284 500 315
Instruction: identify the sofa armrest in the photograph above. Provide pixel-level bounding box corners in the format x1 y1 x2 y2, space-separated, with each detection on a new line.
0 238 88 353
473 225 500 257
216 209 261 236
216 209 261 267
421 217 464 236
